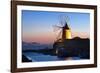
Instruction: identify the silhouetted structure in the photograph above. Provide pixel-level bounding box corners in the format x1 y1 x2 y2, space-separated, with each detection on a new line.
53 38 90 59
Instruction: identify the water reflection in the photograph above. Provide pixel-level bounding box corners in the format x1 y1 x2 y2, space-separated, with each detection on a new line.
23 52 80 62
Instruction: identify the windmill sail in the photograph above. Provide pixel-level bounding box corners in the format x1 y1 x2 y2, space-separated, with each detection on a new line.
53 15 71 42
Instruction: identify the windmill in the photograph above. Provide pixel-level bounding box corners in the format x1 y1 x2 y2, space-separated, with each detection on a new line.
53 15 71 43
53 16 90 58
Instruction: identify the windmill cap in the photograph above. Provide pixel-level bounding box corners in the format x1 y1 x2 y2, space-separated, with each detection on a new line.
64 23 70 29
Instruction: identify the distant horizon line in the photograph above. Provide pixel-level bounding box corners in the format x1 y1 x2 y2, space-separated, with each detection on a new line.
22 36 90 44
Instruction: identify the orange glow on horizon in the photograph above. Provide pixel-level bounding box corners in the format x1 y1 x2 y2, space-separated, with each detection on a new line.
23 31 89 44
22 32 56 44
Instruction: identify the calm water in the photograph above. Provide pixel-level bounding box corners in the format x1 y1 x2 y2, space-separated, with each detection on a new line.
23 52 80 62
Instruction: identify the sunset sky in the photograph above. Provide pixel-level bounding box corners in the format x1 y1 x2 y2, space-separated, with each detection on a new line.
22 10 90 44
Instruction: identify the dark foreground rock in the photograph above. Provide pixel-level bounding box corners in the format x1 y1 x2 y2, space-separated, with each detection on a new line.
53 38 90 59
22 55 32 62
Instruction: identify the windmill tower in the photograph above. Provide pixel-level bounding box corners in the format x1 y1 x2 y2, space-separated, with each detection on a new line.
62 21 71 41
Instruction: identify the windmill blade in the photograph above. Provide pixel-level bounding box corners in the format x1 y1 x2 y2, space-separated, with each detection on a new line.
56 30 62 40
66 16 71 28
59 15 70 27
52 25 63 32
65 16 70 25
59 15 65 26
60 19 64 26
53 25 63 28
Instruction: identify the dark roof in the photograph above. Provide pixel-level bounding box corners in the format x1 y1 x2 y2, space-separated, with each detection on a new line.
63 22 70 29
